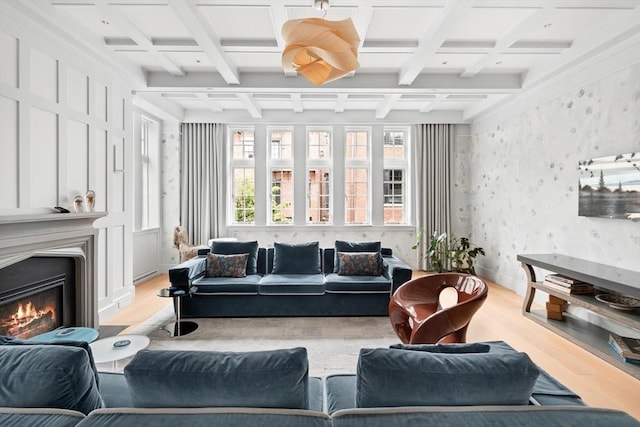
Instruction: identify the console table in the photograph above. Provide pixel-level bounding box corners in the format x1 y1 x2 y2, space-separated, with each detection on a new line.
518 254 640 379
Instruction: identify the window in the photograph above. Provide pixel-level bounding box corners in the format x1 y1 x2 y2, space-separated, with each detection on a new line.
307 129 332 224
230 129 255 224
137 116 159 230
269 129 294 224
383 127 409 224
345 129 370 224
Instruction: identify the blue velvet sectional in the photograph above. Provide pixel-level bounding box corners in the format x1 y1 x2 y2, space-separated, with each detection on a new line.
168 240 413 318
1 339 639 426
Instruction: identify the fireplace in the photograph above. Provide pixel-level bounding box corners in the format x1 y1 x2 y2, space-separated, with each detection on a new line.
0 210 105 330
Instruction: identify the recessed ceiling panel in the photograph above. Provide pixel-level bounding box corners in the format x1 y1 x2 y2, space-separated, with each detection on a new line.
200 5 276 40
116 51 162 71
228 52 283 71
56 4 126 38
286 6 356 21
358 52 413 70
519 8 632 41
425 53 487 68
448 7 537 40
116 5 192 38
367 6 440 40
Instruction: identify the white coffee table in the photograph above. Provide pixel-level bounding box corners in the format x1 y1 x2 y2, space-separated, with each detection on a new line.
89 334 150 370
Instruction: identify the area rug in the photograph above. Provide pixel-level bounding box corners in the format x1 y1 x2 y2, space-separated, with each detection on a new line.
123 304 400 376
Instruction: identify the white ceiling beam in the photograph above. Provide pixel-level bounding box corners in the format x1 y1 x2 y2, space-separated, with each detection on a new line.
291 93 303 113
93 3 185 77
375 94 402 119
460 3 555 78
237 93 262 118
420 94 447 113
335 93 348 113
354 2 373 51
268 3 297 77
168 0 240 84
196 93 223 112
398 0 474 86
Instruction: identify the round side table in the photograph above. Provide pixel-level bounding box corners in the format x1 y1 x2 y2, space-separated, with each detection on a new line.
157 286 198 337
89 334 150 370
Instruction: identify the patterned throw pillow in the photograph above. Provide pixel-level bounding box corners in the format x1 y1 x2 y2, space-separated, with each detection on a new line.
205 253 249 278
337 252 382 276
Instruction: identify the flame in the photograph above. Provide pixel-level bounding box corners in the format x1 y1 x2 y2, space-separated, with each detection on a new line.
10 302 56 326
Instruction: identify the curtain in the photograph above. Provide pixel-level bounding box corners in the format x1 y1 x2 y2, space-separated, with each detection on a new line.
415 124 452 270
180 123 224 245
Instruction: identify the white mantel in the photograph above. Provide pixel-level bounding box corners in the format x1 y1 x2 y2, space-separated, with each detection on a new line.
0 211 106 328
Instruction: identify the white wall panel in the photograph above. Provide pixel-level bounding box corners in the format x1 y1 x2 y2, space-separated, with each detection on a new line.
30 48 57 102
97 228 107 299
92 128 108 211
66 67 88 114
0 30 18 88
0 96 18 208
94 81 107 122
114 95 124 130
111 136 125 212
132 229 159 281
109 225 125 291
66 119 89 201
29 107 57 207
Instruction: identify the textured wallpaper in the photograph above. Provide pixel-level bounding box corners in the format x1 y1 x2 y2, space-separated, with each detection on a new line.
461 64 640 295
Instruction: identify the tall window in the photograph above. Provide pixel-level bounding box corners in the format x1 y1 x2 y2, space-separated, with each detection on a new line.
307 129 332 224
138 116 159 230
383 128 408 224
230 129 255 224
345 128 370 224
269 129 293 224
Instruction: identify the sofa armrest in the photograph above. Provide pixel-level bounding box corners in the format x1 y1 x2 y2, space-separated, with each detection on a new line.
168 256 207 288
383 256 412 294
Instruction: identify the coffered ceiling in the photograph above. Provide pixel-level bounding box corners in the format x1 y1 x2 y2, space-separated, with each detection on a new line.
9 0 640 122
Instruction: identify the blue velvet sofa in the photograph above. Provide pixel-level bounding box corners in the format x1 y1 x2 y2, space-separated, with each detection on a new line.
1 339 639 426
168 240 413 318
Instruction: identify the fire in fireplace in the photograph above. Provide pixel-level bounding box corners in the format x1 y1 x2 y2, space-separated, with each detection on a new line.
0 283 63 339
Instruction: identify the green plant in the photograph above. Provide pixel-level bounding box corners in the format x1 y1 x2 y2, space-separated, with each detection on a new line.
412 230 485 275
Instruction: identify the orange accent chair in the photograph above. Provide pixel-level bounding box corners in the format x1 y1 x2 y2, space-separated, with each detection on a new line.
388 273 488 344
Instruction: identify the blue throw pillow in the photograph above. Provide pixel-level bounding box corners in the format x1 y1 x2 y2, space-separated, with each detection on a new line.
356 348 540 407
124 347 310 409
272 241 321 274
334 240 381 273
389 343 491 353
0 344 104 414
211 240 259 275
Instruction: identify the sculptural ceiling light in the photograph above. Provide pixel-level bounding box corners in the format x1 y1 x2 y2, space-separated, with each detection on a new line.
281 0 360 85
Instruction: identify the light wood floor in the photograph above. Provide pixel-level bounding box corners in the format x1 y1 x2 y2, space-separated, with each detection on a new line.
104 273 640 420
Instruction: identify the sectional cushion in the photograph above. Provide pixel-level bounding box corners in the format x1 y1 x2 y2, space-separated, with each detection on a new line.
0 344 104 414
324 273 391 293
334 241 381 273
337 252 382 276
192 274 261 295
389 342 491 353
210 240 259 275
273 241 321 274
356 348 540 407
205 253 248 278
124 347 309 409
259 274 326 295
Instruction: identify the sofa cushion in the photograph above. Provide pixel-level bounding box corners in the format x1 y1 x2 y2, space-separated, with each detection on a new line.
273 241 321 274
0 344 104 414
355 348 540 407
337 252 382 276
389 342 491 353
0 408 86 427
334 241 381 273
259 274 325 295
124 347 309 409
324 273 391 293
192 275 261 295
211 240 259 275
205 253 248 278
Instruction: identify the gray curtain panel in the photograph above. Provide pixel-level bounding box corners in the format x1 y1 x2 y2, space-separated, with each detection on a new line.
415 124 452 270
180 123 225 245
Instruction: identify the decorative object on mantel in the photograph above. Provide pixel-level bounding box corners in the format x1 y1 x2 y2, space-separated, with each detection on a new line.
595 294 640 311
281 0 360 85
412 230 485 275
173 225 209 263
73 195 85 213
85 190 96 212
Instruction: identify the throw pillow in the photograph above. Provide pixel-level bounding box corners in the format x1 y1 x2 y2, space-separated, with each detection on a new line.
389 342 491 353
124 347 310 409
211 240 259 275
356 348 540 408
205 253 248 278
272 241 321 274
337 252 382 276
334 240 381 273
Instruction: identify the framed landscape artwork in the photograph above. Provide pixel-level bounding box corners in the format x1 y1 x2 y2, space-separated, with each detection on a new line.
578 152 640 220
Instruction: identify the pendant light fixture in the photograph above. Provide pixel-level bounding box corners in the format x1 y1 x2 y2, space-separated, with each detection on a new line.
281 0 360 85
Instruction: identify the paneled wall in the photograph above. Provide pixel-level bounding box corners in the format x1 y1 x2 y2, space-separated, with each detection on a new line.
0 12 135 321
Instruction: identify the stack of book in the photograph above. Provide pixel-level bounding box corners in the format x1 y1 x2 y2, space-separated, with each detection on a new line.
608 333 640 365
543 274 594 295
